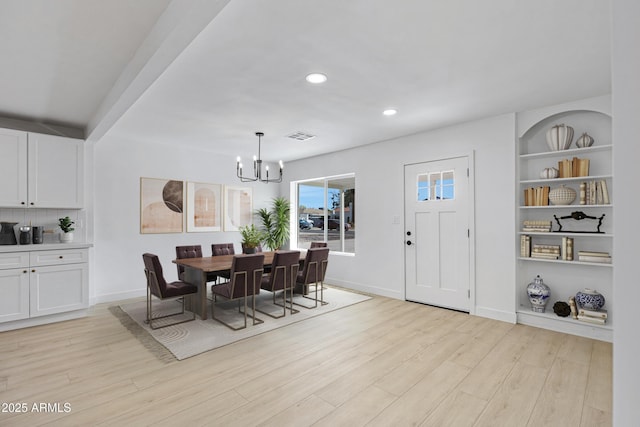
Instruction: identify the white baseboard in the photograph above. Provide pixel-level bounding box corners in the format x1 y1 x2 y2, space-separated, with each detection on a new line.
326 277 403 300
474 305 517 324
91 289 146 306
0 310 88 332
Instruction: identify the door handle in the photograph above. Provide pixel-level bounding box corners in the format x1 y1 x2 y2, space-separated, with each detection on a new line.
406 240 412 246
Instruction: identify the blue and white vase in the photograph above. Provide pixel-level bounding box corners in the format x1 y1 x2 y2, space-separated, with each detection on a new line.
527 275 551 313
575 289 605 310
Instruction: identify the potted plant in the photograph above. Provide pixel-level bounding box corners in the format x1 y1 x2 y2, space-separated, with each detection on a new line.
239 224 264 254
257 197 290 251
58 216 75 243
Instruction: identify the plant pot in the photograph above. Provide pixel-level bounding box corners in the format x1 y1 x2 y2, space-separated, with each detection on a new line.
60 232 74 243
243 246 257 254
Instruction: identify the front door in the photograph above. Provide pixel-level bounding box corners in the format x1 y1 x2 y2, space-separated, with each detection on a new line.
404 156 471 311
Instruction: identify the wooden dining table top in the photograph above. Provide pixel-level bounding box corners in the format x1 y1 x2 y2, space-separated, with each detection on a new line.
173 251 301 273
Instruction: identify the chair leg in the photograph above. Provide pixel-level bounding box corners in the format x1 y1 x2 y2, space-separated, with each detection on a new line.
146 294 196 330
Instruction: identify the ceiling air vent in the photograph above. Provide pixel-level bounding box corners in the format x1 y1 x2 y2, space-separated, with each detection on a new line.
286 131 316 141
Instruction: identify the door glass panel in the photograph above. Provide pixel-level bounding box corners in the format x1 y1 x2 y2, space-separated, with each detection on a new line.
417 170 455 201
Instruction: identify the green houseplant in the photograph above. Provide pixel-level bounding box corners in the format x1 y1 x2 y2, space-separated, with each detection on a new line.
257 197 290 251
238 224 265 254
58 216 75 243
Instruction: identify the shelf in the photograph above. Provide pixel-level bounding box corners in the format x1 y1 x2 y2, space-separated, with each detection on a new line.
518 257 613 267
517 309 611 329
517 232 612 237
519 144 612 159
520 175 612 185
519 204 611 209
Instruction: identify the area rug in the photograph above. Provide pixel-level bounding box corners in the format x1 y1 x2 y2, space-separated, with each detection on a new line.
111 286 371 361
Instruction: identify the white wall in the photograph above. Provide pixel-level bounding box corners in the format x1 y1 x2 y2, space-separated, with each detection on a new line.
281 113 516 322
612 0 640 424
91 136 278 303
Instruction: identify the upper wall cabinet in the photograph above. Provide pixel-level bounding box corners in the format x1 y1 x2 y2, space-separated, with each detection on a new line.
0 128 84 209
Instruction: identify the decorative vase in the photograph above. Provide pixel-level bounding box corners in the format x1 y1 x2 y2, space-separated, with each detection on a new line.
549 185 576 205
575 132 594 148
527 275 551 313
546 124 574 151
575 289 605 310
540 167 559 179
60 232 74 243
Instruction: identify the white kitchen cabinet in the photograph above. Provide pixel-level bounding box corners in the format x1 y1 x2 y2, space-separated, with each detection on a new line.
0 128 84 208
0 247 89 327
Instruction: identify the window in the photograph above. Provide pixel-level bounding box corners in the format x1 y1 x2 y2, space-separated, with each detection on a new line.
417 170 454 201
293 174 355 254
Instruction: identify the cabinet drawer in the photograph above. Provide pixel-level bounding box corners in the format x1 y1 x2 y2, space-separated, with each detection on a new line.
30 249 88 267
0 252 30 269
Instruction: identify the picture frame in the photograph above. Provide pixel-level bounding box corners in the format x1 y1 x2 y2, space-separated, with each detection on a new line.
223 185 253 231
186 181 222 232
140 177 184 234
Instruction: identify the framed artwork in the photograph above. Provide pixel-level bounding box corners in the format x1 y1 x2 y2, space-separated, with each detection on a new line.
186 181 222 232
223 185 253 231
140 177 184 234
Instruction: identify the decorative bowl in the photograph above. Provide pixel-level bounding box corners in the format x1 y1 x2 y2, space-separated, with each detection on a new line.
546 124 574 151
549 185 576 205
575 289 605 310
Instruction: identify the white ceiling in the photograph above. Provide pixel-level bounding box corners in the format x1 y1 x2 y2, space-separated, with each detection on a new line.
0 0 611 163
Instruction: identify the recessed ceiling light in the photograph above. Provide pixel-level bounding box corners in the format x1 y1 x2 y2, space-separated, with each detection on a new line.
305 73 327 84
383 109 397 116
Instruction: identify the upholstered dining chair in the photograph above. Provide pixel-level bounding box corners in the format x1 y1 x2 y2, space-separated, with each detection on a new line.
295 247 330 308
143 253 198 329
258 250 300 318
175 245 218 284
211 243 235 281
211 253 265 330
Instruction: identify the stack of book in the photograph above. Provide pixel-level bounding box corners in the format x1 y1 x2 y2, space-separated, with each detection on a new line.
531 244 560 260
522 220 552 232
524 186 550 206
578 251 612 263
577 307 607 325
561 237 574 260
558 157 590 178
520 235 531 257
579 180 610 205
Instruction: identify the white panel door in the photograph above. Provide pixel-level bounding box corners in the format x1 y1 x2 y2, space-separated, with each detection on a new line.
405 156 471 311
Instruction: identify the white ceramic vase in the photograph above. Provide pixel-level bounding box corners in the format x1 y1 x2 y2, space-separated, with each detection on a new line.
60 232 74 243
546 124 574 151
549 185 576 205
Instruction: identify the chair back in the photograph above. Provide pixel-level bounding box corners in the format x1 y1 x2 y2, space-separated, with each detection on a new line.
262 250 300 291
228 254 265 299
175 245 203 279
299 247 329 285
212 243 235 256
143 253 168 298
310 242 328 248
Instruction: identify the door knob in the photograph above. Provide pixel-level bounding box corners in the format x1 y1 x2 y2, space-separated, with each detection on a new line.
406 240 412 246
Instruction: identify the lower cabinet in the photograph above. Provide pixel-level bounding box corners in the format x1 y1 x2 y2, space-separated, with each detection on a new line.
0 248 89 325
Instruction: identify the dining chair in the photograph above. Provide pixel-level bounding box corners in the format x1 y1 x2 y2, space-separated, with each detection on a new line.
211 253 265 330
143 253 198 329
295 247 330 308
175 245 218 284
211 243 235 282
258 250 300 318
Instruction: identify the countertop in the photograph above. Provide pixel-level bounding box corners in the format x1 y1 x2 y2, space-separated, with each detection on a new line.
0 242 93 253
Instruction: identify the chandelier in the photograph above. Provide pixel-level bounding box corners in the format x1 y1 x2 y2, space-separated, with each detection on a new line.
236 132 283 183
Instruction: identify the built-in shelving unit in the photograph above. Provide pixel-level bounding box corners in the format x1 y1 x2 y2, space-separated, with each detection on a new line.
516 99 613 342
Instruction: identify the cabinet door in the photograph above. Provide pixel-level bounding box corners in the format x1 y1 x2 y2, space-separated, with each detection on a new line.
27 133 84 208
0 128 28 207
0 268 30 322
29 263 88 317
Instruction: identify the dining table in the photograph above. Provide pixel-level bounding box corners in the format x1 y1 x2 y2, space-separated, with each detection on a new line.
173 251 303 320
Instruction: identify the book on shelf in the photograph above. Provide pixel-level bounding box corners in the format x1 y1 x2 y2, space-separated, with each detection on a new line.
578 250 610 257
531 252 559 260
523 187 550 206
600 179 610 204
577 313 606 325
523 220 552 227
577 157 590 177
578 255 612 263
520 235 531 257
577 308 608 319
580 182 586 205
532 244 560 253
561 237 574 261
557 157 589 178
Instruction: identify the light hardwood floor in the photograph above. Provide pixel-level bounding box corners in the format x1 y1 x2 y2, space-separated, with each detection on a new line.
0 295 611 426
